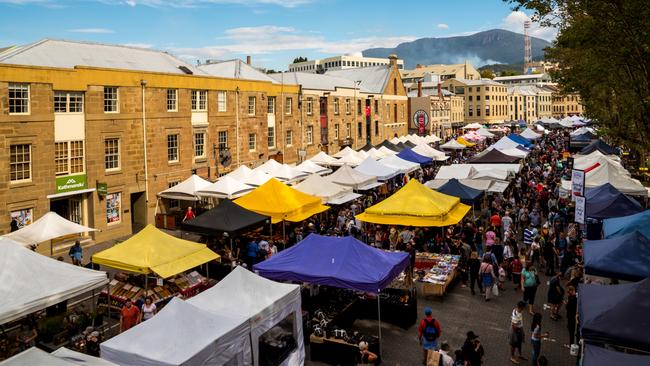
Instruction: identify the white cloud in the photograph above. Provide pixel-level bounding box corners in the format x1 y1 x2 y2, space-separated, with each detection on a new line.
169 25 415 61
123 42 153 48
437 23 449 29
501 10 557 41
125 0 136 6
103 0 311 8
67 28 115 34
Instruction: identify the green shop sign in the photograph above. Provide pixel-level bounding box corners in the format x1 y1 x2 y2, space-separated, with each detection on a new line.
55 174 88 194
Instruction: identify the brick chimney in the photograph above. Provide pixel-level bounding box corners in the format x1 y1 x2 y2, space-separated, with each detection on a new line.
417 81 422 97
246 55 251 65
388 54 398 68
437 83 443 98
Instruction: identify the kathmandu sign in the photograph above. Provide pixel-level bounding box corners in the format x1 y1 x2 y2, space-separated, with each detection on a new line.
55 174 88 194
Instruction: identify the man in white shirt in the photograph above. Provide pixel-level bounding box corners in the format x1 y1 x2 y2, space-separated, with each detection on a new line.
438 342 454 366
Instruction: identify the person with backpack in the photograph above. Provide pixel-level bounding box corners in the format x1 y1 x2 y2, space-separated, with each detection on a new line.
418 307 442 365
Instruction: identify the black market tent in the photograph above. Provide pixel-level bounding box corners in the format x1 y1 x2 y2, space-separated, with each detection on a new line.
571 131 598 142
584 231 650 282
395 142 411 150
402 140 417 148
580 140 619 155
436 178 484 205
585 183 644 219
468 149 521 164
357 142 375 152
181 198 270 236
579 279 650 352
583 344 650 366
375 140 402 152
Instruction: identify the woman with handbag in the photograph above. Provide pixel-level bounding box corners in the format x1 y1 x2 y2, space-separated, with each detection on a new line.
479 256 496 302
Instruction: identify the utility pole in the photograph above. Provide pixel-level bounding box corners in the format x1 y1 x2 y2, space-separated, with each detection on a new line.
524 21 532 74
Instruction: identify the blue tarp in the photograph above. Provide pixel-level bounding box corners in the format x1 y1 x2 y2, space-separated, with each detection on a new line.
507 133 533 148
397 148 432 165
571 131 598 142
585 183 644 219
583 344 650 366
579 279 650 352
437 178 484 204
584 231 650 281
580 140 618 155
253 234 409 293
602 210 650 239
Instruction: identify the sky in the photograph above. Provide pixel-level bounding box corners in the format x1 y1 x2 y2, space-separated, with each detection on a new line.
0 0 557 70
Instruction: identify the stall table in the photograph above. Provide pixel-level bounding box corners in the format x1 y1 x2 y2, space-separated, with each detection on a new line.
416 254 460 297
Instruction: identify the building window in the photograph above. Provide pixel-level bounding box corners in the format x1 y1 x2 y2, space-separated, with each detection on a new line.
106 192 121 224
217 91 227 112
191 90 207 111
485 95 490 100
286 130 293 146
357 122 362 138
267 96 275 114
218 131 228 150
374 100 378 114
54 92 83 113
486 107 491 117
334 124 340 139
346 123 351 138
167 89 177 111
476 87 480 92
357 100 362 115
248 133 256 151
307 126 313 144
9 83 30 114
477 108 481 117
10 208 33 228
268 127 276 148
285 97 292 115
386 103 390 119
167 134 179 162
468 96 473 101
469 108 473 117
247 96 256 116
103 87 118 113
476 95 481 101
194 132 206 159
104 138 120 171
9 144 31 183
54 140 84 175
334 98 340 115
393 104 398 123
306 97 313 115
345 99 351 114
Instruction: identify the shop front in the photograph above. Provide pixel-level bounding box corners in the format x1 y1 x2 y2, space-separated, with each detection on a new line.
47 174 95 252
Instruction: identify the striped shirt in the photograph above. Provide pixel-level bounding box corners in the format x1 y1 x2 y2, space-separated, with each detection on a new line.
523 228 534 246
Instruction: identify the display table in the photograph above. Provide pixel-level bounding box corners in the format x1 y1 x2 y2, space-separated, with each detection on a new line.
310 334 380 365
416 254 460 297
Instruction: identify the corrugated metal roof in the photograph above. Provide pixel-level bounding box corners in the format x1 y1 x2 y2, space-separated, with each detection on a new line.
270 72 371 92
407 88 454 97
199 59 279 83
400 63 467 79
0 39 207 75
452 78 504 86
494 73 550 81
325 65 391 94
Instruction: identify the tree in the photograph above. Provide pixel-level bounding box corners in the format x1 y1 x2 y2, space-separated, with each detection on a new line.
506 0 650 153
500 70 520 77
480 69 495 79
293 56 308 63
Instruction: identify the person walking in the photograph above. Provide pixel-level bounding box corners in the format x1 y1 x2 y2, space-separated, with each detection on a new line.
530 313 550 366
479 256 496 301
120 299 140 332
68 240 83 266
468 251 482 295
565 285 578 349
182 206 195 222
462 331 483 366
521 262 539 315
417 307 442 365
510 301 527 364
139 296 157 322
547 271 564 321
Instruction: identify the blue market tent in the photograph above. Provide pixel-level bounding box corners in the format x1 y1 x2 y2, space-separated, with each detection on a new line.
506 133 533 148
253 234 409 293
580 140 618 155
396 148 432 165
572 131 598 142
583 344 650 366
585 183 644 219
579 279 650 352
584 231 650 281
437 178 484 204
602 210 650 239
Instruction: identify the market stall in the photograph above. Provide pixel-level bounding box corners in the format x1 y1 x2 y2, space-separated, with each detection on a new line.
189 266 304 366
296 160 332 176
182 198 270 236
379 155 421 174
396 148 433 165
325 164 383 191
101 298 250 366
414 254 460 296
602 210 650 239
582 344 650 366
354 157 400 181
294 174 361 205
583 231 650 282
468 149 521 164
0 347 118 366
435 178 484 205
584 183 644 220
196 175 255 199
579 139 619 155
2 211 98 251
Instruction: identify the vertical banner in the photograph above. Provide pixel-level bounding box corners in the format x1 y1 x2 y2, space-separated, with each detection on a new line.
571 169 585 199
574 196 586 224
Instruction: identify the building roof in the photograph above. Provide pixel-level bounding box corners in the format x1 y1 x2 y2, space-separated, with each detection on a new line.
199 59 279 83
446 78 504 87
325 65 392 94
494 73 551 81
270 72 370 92
0 39 207 75
407 88 454 97
401 63 471 79
507 85 551 96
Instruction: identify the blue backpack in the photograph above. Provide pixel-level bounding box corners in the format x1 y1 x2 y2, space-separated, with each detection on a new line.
423 318 438 341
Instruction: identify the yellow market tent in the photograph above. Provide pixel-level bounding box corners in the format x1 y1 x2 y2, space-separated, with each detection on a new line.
234 178 329 223
457 137 476 147
356 180 471 226
92 225 219 278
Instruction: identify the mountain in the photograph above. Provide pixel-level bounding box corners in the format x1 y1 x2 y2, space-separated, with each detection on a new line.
363 29 551 69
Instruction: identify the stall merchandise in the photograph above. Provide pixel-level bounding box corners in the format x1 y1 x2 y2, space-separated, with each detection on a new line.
416 254 460 296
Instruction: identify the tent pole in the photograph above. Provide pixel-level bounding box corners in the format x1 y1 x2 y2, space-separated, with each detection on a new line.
106 274 111 336
377 290 382 359
144 274 148 297
91 289 96 327
282 221 286 250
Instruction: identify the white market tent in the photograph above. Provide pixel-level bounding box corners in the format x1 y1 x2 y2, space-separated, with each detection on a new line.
472 169 510 181
462 122 484 129
264 164 308 183
435 165 477 180
357 150 370 160
498 148 529 158
354 157 400 181
242 169 274 187
188 266 305 366
439 139 466 150
326 164 382 190
561 156 646 196
227 165 254 181
255 159 283 174
466 163 522 175
412 143 448 161
389 137 401 144
336 152 364 166
158 174 212 201
2 211 97 247
366 147 387 160
377 146 398 156
476 128 496 138
0 238 108 325
294 174 360 205
0 347 118 366
424 134 442 143
379 155 421 174
520 129 542 140
196 175 254 199
570 126 596 137
308 151 339 166
333 146 357 158
488 136 524 151
101 297 250 366
296 160 332 176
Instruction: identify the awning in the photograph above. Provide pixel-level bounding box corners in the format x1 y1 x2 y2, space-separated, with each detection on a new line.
46 188 96 200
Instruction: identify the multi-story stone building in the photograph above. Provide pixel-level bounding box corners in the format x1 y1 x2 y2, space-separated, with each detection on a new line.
0 39 301 253
546 85 584 118
288 54 404 74
507 85 553 124
494 73 554 86
408 80 465 138
401 61 481 84
441 78 509 125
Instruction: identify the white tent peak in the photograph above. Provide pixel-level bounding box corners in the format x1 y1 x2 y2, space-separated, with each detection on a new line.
308 151 339 165
3 211 97 247
296 160 331 175
354 157 400 181
196 175 254 199
157 174 212 201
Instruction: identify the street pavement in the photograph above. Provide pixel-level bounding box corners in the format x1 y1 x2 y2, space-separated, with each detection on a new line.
307 272 577 366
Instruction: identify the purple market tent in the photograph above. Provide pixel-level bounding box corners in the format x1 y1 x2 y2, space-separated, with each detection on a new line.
254 234 409 353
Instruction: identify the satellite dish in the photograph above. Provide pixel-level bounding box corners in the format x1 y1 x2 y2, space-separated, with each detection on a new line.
219 149 232 167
